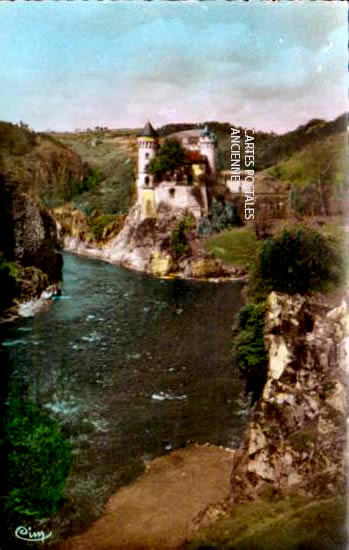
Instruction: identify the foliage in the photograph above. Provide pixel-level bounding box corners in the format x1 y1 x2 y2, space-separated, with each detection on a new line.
204 228 261 270
40 168 102 209
3 396 71 518
73 160 136 217
0 121 37 156
81 168 102 193
185 496 346 550
269 135 347 216
0 257 19 310
253 224 344 296
170 216 195 257
198 199 242 236
234 303 268 403
147 138 185 180
289 182 320 216
88 214 124 241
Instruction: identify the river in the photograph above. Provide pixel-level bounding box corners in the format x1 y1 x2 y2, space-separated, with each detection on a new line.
1 252 249 542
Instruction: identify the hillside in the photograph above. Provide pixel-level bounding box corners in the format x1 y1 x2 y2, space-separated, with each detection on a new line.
158 113 347 172
53 132 137 216
0 121 84 313
266 132 348 217
0 122 85 207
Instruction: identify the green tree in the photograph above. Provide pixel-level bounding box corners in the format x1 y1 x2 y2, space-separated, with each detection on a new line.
147 138 185 181
3 396 71 518
170 216 195 257
234 303 268 403
0 257 18 310
256 225 343 295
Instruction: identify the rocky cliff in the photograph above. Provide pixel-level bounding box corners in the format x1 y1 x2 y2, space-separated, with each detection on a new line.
0 122 85 316
231 291 348 503
60 202 246 280
0 176 63 315
184 291 348 548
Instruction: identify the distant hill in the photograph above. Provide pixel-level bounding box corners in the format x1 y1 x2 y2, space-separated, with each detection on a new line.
157 113 347 172
0 121 85 207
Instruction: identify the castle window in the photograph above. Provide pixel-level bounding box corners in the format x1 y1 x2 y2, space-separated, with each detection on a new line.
145 152 149 159
169 188 175 197
145 176 150 185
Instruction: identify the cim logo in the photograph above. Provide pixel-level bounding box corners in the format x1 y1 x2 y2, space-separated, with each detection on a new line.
15 526 52 543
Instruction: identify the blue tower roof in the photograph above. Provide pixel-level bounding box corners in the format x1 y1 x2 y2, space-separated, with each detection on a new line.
139 121 159 138
201 125 217 142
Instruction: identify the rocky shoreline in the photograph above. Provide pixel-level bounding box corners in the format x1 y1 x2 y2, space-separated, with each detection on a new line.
56 203 247 282
56 290 348 549
185 291 349 549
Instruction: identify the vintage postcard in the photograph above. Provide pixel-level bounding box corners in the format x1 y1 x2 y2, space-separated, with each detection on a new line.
0 2 347 549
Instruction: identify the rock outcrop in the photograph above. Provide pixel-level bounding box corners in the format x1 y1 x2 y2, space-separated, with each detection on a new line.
0 176 63 313
60 202 246 280
231 291 348 502
0 121 84 315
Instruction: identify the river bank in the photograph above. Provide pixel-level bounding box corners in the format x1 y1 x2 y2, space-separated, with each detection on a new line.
1 252 248 549
55 203 247 282
52 288 348 550
56 444 235 550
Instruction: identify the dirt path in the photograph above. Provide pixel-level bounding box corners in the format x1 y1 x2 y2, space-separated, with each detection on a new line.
57 444 234 550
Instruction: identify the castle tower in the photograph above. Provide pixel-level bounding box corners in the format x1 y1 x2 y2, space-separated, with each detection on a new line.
137 122 159 218
199 125 217 177
137 121 159 191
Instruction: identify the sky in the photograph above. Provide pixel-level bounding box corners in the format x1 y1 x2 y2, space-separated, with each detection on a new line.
0 1 347 134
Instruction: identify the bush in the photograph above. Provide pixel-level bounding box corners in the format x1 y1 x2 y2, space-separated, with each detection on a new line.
147 138 185 181
3 397 71 518
0 258 19 310
171 216 195 257
198 199 242 236
73 162 136 216
88 214 125 241
257 225 343 295
234 303 268 403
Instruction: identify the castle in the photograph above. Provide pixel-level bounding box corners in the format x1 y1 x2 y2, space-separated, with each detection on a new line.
137 122 217 220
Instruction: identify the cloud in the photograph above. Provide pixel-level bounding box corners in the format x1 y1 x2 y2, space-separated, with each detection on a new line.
0 2 346 132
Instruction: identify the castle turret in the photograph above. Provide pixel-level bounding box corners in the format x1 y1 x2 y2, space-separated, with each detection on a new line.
199 125 217 177
137 121 159 192
137 122 159 219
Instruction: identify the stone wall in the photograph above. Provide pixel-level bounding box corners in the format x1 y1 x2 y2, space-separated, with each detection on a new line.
154 183 207 219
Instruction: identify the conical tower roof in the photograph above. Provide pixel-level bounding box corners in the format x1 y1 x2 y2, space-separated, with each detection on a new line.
200 124 217 142
139 121 159 138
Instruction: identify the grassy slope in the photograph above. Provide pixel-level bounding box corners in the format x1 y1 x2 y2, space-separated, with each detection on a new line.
266 132 347 187
55 134 137 216
205 229 261 270
0 121 85 204
184 496 346 550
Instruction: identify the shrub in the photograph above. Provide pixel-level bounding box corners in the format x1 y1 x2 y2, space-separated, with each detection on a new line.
73 162 136 216
147 138 185 181
88 214 125 241
234 303 268 403
171 216 195 257
0 258 19 310
198 199 242 236
257 225 343 295
3 396 71 518
81 168 101 193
